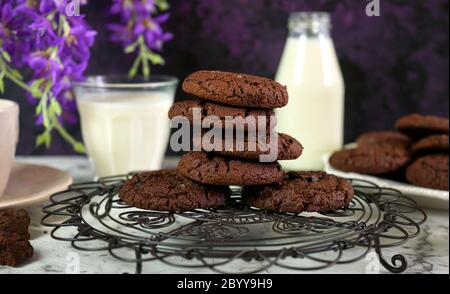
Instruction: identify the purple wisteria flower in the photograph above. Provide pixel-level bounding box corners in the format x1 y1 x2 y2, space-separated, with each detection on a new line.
108 0 172 78
0 2 33 66
0 0 96 152
0 3 15 50
0 0 172 151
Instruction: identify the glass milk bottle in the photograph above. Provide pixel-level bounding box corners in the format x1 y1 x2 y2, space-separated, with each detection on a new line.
275 12 344 171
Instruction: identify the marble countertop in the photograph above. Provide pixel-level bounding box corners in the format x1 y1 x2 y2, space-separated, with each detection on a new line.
1 156 449 274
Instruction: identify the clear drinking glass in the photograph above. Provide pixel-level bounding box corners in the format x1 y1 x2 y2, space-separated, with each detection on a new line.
74 75 178 178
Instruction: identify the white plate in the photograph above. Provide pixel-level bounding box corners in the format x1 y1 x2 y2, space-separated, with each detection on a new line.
322 150 449 211
0 162 73 209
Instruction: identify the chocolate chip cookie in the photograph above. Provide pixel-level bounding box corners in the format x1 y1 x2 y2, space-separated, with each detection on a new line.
242 171 354 213
406 154 449 190
411 134 449 155
177 151 284 185
330 145 410 175
168 100 276 130
395 114 449 138
119 170 229 211
193 132 302 161
182 71 288 109
356 131 411 148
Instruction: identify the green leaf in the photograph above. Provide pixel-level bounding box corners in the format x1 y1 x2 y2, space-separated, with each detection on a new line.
42 113 50 128
29 79 44 97
148 52 165 65
31 88 41 98
73 143 86 154
30 79 44 89
51 19 58 31
128 55 142 79
31 79 44 87
35 103 43 114
142 56 150 78
0 79 4 93
155 0 169 11
50 99 62 116
128 66 138 79
62 15 71 36
1 50 11 63
11 69 23 79
124 43 138 54
36 132 51 148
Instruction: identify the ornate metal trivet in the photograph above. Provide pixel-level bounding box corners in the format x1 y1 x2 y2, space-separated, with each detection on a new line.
41 175 426 274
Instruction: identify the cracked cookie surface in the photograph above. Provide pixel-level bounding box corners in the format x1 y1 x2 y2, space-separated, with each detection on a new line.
119 169 229 211
411 134 449 155
168 99 276 130
330 145 410 175
242 171 354 213
406 154 449 190
177 151 283 185
193 132 303 161
356 131 412 148
182 71 288 109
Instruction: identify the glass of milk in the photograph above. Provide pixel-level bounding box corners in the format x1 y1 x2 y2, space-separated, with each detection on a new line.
275 12 345 171
74 75 178 178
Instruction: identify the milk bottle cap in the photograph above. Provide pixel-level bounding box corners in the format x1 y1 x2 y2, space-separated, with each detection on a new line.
288 12 331 35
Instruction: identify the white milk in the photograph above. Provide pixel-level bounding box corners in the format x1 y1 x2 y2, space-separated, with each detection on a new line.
275 13 344 171
77 92 173 178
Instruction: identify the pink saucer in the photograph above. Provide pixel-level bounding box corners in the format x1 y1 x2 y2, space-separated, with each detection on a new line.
0 162 72 209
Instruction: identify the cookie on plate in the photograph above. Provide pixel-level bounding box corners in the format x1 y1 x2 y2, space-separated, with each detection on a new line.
177 151 284 185
330 145 410 175
356 131 411 148
405 154 449 190
395 114 449 138
411 134 449 155
242 171 354 213
193 132 303 161
182 70 288 109
168 100 276 130
119 169 229 211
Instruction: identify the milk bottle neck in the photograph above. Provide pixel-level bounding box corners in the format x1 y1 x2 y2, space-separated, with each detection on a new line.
288 12 331 38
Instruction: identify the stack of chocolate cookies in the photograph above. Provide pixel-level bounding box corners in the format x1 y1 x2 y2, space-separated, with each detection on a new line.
171 71 353 213
171 70 303 186
330 113 449 190
0 209 33 267
119 70 354 214
397 114 449 190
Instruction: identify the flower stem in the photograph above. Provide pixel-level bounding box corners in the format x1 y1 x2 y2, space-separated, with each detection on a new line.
1 63 44 97
1 57 85 153
52 115 85 153
139 36 150 78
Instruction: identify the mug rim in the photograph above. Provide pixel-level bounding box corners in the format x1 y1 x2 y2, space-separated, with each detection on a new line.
73 74 179 90
0 99 18 114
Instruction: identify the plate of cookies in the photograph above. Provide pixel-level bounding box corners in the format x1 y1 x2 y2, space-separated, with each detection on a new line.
324 114 449 210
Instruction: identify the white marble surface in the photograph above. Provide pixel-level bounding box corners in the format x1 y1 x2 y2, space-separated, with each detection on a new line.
1 156 448 274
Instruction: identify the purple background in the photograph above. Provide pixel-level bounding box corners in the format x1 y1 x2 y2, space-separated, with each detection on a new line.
7 0 449 155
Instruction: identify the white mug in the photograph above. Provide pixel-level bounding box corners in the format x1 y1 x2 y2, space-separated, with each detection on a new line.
0 99 19 198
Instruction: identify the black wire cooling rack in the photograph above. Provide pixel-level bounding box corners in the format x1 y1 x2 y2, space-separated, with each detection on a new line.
41 175 426 274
